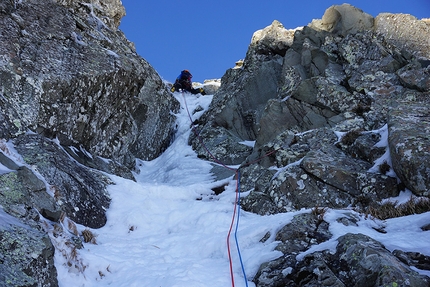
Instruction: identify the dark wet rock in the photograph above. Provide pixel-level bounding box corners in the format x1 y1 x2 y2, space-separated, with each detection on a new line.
253 255 298 287
422 223 430 231
393 250 430 272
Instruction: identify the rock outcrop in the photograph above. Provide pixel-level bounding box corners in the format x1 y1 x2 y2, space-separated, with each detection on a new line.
0 0 178 169
193 3 430 210
255 223 430 286
0 0 179 285
190 3 430 286
388 102 430 196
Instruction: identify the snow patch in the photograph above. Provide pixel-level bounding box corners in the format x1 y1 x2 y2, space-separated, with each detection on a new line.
71 32 87 46
239 140 255 147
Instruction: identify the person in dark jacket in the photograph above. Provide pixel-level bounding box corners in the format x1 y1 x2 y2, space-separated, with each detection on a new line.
171 70 205 95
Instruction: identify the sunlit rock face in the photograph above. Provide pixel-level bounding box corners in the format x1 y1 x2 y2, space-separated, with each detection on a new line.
190 4 430 286
193 3 430 213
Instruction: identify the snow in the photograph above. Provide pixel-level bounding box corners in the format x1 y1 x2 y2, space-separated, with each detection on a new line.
105 49 119 58
366 124 397 178
0 163 13 175
0 206 29 231
4 90 428 286
0 138 25 166
239 140 255 148
71 32 87 46
51 91 301 287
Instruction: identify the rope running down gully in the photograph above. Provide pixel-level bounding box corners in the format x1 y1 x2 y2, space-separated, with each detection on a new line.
181 92 278 287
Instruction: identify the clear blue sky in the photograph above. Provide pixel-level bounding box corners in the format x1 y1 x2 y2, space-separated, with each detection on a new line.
119 0 429 83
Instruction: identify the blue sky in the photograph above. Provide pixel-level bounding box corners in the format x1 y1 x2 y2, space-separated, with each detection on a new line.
119 0 429 83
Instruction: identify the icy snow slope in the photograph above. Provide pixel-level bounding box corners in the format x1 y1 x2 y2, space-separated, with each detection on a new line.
55 91 430 287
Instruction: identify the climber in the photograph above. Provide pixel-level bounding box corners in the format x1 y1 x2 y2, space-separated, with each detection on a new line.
171 70 206 95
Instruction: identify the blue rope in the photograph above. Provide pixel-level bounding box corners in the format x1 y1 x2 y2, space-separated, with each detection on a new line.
234 170 249 287
181 92 248 286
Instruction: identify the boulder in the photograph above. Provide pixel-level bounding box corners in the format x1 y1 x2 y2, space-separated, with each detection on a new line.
253 231 430 287
309 3 374 36
397 61 430 92
300 145 397 198
332 233 430 286
13 134 111 229
250 20 295 56
190 125 253 165
274 212 332 255
337 131 386 164
388 102 430 196
254 212 334 287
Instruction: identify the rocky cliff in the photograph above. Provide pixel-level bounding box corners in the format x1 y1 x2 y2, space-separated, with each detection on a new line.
0 0 178 285
190 4 430 286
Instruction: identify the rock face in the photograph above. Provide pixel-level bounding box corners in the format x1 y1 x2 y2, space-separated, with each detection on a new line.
388 103 430 196
255 223 430 287
0 209 58 287
190 3 430 286
194 3 430 210
375 13 430 59
0 0 178 169
13 134 111 228
0 0 178 285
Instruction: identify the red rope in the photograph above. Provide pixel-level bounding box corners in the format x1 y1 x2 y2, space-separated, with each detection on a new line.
180 92 279 286
181 93 237 285
226 171 240 287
